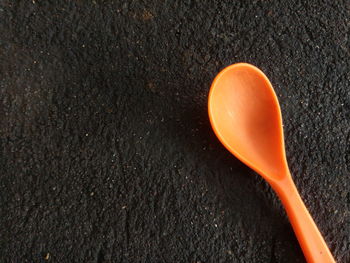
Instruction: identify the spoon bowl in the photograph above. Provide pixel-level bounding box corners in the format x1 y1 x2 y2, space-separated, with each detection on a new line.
208 63 288 181
208 63 336 263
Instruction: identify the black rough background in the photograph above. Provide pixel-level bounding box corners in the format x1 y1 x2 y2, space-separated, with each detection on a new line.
0 1 349 262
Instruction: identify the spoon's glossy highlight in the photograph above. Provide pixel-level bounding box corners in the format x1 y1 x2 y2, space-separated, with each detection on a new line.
208 63 335 263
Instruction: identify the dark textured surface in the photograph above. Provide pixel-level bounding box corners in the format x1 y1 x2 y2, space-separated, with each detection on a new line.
0 1 349 262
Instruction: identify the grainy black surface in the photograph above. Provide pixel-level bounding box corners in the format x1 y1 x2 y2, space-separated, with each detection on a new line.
0 1 349 262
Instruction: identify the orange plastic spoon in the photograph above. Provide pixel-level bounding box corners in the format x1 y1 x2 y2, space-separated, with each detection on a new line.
208 63 335 263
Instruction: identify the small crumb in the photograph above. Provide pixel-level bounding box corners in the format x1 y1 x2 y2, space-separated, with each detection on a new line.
122 206 127 209
44 253 50 260
227 250 233 255
85 133 88 136
141 10 154 21
90 192 94 196
82 44 85 48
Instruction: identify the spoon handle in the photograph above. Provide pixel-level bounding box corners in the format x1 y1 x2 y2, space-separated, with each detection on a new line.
275 177 336 263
